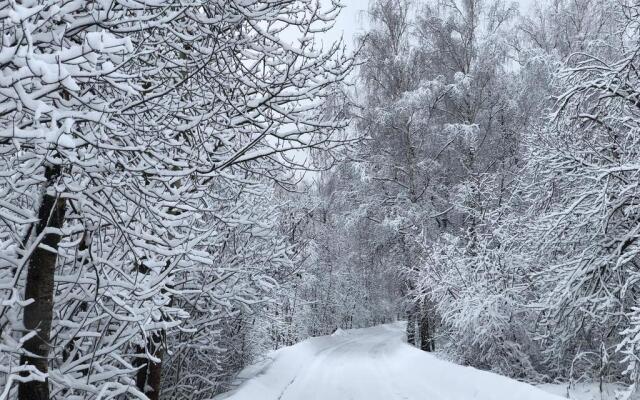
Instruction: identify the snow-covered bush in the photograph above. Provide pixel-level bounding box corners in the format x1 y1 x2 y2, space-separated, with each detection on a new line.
522 5 640 390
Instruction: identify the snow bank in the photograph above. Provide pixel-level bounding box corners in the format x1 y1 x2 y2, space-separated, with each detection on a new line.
538 382 639 400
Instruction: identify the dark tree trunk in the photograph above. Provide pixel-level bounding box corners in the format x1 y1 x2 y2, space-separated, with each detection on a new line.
134 344 148 394
133 258 172 400
419 302 434 352
135 333 165 400
19 165 66 400
146 343 164 400
406 305 416 346
420 301 435 351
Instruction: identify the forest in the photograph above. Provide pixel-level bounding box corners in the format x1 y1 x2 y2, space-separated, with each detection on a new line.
1 0 640 399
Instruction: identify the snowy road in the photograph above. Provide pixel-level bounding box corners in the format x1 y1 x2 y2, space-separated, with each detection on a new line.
218 322 564 400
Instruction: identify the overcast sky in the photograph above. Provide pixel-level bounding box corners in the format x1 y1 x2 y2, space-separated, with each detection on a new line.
325 1 370 49
317 0 536 49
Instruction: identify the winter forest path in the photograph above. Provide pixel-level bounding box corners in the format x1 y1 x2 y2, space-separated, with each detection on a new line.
217 322 564 400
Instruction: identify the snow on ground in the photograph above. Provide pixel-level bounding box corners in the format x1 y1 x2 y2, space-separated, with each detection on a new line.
217 322 565 400
538 382 634 400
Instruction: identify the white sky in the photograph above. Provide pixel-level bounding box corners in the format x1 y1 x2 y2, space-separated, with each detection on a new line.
325 1 370 49
317 0 537 49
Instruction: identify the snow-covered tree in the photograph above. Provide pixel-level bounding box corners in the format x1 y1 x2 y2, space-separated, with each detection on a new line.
0 1 353 398
520 2 640 390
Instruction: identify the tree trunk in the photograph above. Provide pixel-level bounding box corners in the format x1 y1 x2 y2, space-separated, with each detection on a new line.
406 305 416 346
19 165 66 400
135 333 165 400
134 344 149 395
146 359 164 400
145 334 164 400
419 301 434 352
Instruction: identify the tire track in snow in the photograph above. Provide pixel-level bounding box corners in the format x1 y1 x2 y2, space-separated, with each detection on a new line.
275 335 364 400
220 323 567 400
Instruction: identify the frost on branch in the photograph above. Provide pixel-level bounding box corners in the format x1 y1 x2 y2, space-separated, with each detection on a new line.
0 0 352 398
